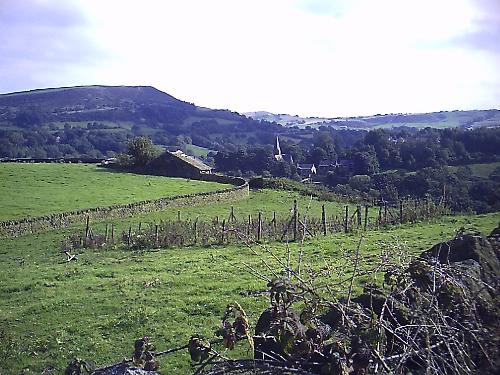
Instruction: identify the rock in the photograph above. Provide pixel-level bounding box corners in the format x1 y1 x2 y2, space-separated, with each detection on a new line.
420 233 499 290
92 363 160 375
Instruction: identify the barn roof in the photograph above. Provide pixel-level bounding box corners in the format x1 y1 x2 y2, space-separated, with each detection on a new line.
170 150 212 171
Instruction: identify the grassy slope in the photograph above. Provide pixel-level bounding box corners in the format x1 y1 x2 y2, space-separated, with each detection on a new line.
0 185 499 373
467 161 500 178
447 161 500 178
184 144 212 158
0 163 228 221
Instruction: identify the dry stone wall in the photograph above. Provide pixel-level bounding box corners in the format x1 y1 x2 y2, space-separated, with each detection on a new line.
0 175 248 238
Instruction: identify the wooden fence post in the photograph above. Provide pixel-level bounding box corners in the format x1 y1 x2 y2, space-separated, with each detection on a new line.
293 200 298 241
356 205 362 227
344 205 349 233
364 205 369 231
111 224 114 243
399 201 404 224
85 216 90 239
193 219 198 243
155 224 159 246
177 210 181 222
384 203 388 224
221 219 226 244
127 226 132 247
247 214 251 236
321 204 327 236
105 223 108 241
377 205 382 228
257 212 262 242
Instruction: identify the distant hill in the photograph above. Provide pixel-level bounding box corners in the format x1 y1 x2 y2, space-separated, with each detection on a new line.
246 109 500 130
1 85 499 160
0 85 282 158
0 85 265 129
243 111 330 127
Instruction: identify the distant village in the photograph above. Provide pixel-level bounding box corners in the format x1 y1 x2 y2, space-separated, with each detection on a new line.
273 136 352 183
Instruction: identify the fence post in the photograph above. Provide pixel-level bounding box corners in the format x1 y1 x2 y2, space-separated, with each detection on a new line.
85 216 90 239
377 205 382 228
293 200 298 241
247 214 252 237
321 204 327 236
177 210 181 222
356 205 362 228
105 223 108 241
257 212 262 242
127 226 132 247
384 203 388 224
222 219 226 244
155 224 159 246
364 205 369 231
344 205 349 233
193 219 198 244
399 201 404 224
111 224 114 243
138 222 142 232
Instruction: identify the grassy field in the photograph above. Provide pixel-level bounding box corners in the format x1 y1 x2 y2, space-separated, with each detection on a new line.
0 182 498 373
184 144 212 158
1 164 498 373
0 163 229 221
447 161 500 178
467 161 500 178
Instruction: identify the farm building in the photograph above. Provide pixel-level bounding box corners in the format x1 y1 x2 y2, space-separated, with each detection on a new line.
149 150 213 179
316 159 337 176
297 163 317 179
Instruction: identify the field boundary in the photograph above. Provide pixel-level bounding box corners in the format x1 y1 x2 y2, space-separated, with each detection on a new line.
66 197 449 251
0 175 248 238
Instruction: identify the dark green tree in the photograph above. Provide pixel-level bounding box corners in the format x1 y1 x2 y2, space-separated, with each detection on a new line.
126 137 159 167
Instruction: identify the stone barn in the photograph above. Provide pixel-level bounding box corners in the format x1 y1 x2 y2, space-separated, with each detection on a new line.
149 150 213 179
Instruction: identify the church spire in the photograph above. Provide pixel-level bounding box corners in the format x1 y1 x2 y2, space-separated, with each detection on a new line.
274 136 283 161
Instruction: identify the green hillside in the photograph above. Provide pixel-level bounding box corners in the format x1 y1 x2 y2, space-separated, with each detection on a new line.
0 163 228 220
0 85 282 159
0 183 498 373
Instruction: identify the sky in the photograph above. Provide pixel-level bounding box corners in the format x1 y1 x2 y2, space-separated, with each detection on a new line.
0 0 499 117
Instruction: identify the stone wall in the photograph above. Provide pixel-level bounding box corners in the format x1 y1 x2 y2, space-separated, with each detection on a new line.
0 175 248 238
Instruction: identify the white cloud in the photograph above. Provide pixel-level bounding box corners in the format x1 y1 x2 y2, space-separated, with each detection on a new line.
1 0 499 116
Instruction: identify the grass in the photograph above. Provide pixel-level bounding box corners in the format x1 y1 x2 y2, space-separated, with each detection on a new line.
467 161 500 178
81 189 360 237
184 145 212 158
1 164 498 373
0 163 229 221
0 183 498 373
447 161 500 178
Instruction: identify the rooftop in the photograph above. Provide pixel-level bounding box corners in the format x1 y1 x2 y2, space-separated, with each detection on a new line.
170 150 212 171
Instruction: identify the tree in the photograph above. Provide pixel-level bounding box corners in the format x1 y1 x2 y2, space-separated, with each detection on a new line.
126 137 159 167
310 147 327 165
313 131 337 160
353 150 379 175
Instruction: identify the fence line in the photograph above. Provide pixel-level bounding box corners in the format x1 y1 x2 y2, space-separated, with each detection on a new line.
65 197 449 252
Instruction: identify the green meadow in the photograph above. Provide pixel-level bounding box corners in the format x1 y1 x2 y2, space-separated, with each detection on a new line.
0 163 228 221
0 164 499 374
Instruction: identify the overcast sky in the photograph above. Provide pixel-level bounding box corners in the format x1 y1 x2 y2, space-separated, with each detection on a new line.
1 0 499 117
